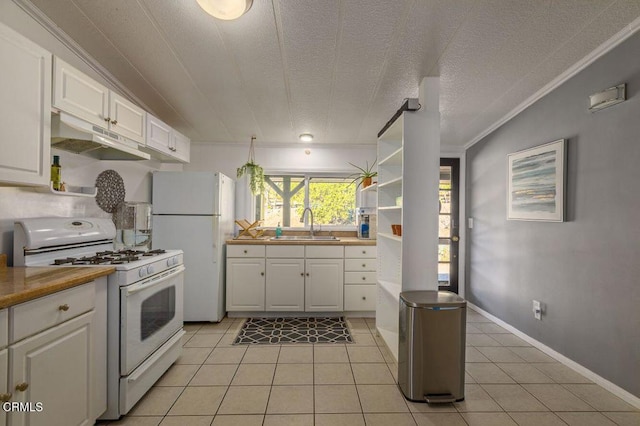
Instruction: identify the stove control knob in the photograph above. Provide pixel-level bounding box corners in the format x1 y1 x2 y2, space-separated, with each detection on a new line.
167 258 173 267
139 268 147 278
147 265 155 275
173 256 180 265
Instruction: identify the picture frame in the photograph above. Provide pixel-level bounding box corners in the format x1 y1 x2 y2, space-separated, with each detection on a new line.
507 139 566 222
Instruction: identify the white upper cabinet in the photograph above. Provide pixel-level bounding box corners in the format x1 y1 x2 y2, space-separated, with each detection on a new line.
144 113 190 163
0 22 51 187
53 57 145 143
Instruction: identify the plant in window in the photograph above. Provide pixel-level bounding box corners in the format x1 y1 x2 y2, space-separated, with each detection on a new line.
348 159 377 188
237 136 265 195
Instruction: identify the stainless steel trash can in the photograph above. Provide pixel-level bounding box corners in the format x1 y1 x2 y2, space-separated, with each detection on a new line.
398 290 466 403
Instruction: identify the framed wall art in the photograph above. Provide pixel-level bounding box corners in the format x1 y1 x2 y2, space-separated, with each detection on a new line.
507 139 566 222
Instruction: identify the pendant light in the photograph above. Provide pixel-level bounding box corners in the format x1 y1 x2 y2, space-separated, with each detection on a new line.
196 0 253 20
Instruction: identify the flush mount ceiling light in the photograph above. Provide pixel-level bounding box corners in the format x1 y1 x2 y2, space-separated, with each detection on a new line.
299 133 314 143
196 0 253 20
589 83 626 112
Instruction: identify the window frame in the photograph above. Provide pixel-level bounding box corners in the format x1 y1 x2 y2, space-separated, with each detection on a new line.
255 171 358 231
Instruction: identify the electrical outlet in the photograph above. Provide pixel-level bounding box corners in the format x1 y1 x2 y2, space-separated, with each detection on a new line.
532 300 542 320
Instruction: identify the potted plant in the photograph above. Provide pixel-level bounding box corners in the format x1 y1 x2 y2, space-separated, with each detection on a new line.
348 159 377 188
237 136 265 195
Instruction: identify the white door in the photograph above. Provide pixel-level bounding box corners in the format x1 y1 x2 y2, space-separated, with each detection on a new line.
109 92 145 143
152 171 217 215
226 258 265 311
120 266 184 375
171 129 191 163
0 348 7 426
145 114 172 155
152 215 222 321
0 23 51 187
305 259 344 312
52 56 109 128
266 259 304 311
9 311 94 426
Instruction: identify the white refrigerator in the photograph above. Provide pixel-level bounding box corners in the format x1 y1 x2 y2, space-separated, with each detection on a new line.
152 171 235 322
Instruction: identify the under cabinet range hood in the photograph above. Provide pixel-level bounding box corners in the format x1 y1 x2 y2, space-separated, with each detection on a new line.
51 112 150 160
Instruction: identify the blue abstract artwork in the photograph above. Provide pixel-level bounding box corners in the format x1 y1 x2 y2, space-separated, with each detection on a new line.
508 139 565 221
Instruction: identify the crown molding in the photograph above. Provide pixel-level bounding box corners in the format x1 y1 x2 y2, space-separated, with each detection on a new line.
12 0 153 112
464 15 640 151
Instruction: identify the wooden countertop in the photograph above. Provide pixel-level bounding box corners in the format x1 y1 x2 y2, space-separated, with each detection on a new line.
0 267 115 309
227 237 376 246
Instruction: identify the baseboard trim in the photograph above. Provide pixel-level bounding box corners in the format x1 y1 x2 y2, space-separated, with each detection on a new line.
467 302 640 408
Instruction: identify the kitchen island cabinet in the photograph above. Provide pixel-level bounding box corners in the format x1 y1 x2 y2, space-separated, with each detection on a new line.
0 22 51 187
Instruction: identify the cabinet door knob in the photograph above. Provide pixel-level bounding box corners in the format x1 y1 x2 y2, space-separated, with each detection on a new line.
15 383 29 392
362 276 366 280
362 250 366 254
58 304 70 311
306 273 309 276
111 119 118 125
0 393 11 402
104 117 111 122
362 296 366 300
243 250 248 254
362 263 366 268
260 272 264 276
300 273 304 276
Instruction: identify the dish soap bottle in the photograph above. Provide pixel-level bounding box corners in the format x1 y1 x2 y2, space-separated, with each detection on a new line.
275 222 282 238
51 155 62 191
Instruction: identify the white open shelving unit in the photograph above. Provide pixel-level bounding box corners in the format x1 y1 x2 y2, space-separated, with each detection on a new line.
375 78 441 361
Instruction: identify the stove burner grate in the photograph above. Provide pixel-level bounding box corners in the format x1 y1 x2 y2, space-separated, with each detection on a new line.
51 248 167 266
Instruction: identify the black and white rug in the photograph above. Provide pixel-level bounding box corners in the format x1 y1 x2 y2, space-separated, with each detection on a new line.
233 317 354 344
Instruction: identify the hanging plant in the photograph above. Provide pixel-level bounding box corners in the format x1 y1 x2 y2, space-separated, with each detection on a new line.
237 136 265 195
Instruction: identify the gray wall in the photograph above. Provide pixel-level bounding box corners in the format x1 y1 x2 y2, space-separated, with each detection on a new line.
465 32 640 397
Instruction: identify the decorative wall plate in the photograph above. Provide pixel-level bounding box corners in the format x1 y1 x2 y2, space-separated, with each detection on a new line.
95 170 126 213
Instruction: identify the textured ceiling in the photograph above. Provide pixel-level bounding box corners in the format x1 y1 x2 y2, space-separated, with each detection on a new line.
27 0 640 146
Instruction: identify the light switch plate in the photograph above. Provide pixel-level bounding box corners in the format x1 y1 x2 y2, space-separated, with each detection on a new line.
533 300 541 320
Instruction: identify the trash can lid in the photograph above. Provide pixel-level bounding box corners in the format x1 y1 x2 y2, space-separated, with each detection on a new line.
400 290 466 308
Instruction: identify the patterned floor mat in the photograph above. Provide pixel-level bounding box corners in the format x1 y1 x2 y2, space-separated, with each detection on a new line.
234 317 354 344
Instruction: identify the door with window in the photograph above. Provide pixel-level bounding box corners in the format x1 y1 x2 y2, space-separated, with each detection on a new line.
438 158 460 293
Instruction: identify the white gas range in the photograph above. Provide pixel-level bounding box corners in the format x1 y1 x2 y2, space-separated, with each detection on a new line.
13 217 185 420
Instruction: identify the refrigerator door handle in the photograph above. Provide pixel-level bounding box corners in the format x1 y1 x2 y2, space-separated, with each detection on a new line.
212 215 220 263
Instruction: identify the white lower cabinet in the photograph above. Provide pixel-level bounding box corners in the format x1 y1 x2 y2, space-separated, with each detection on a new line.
0 348 7 426
266 259 304 311
226 257 266 311
344 246 377 311
226 244 378 313
9 312 94 426
1 279 107 426
305 258 344 312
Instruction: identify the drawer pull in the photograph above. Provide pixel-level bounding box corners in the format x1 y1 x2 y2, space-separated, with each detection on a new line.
58 304 70 311
15 383 29 392
243 250 248 254
362 250 366 254
104 117 111 122
362 296 367 300
362 276 366 280
0 393 11 402
362 263 366 267
111 120 118 125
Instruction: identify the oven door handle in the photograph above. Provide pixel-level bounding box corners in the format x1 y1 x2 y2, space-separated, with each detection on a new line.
126 265 185 296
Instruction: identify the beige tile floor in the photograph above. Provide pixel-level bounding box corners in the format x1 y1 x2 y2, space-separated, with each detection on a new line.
100 310 639 425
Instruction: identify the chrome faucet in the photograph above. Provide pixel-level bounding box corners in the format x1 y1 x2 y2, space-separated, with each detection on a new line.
300 207 314 237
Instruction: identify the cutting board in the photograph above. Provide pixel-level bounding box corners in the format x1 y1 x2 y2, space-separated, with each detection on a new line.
0 253 6 269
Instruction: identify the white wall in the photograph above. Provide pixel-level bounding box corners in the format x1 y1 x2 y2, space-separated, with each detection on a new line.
187 142 377 177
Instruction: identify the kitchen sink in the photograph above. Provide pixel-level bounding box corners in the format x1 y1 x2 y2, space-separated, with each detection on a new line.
270 235 340 241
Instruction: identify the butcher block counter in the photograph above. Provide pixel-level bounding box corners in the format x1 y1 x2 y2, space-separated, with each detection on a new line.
0 266 115 308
